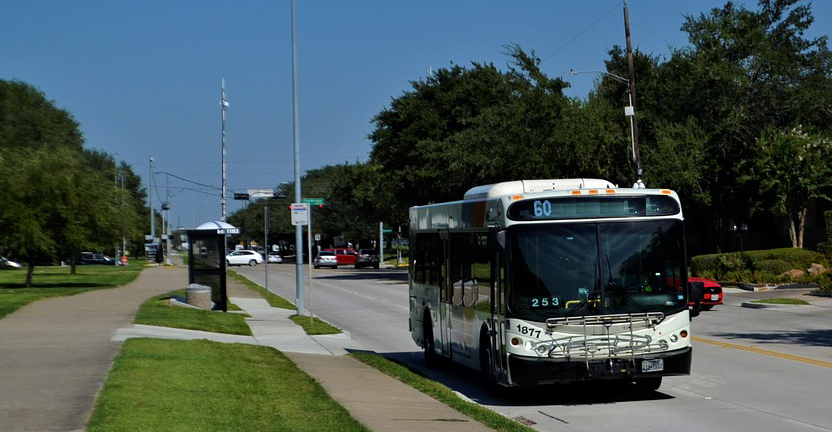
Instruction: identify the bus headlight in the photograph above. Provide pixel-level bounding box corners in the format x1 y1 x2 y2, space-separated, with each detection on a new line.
524 340 534 351
536 344 549 355
669 334 678 343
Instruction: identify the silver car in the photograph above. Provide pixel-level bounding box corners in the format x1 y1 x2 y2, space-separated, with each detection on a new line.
313 251 338 269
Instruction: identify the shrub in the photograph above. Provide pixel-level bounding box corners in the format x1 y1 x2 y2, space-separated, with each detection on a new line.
753 259 792 275
690 248 828 284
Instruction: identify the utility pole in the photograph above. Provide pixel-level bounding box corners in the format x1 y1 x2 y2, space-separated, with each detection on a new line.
149 156 155 241
221 79 229 222
623 0 644 186
291 0 305 314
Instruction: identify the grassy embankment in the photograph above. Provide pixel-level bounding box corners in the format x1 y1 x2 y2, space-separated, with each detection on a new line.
0 262 141 319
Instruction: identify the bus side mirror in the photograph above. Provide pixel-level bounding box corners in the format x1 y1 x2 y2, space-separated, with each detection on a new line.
688 282 702 318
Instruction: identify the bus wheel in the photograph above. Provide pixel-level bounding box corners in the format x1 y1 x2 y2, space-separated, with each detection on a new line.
423 318 439 368
480 339 498 389
635 376 662 392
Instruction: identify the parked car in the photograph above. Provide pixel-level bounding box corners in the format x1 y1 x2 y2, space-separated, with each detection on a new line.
689 277 723 311
79 252 115 265
0 255 22 270
226 250 264 266
324 248 358 266
355 249 380 269
267 251 283 264
313 250 338 269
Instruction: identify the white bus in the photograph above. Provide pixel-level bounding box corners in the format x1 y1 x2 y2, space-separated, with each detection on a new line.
409 179 693 390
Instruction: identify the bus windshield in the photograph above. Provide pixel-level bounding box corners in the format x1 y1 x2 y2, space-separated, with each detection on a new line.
507 220 687 321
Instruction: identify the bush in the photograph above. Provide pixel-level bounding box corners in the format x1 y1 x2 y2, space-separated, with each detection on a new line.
752 259 792 275
690 248 829 284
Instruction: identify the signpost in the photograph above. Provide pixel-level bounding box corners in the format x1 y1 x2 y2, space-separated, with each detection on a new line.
302 197 324 206
290 203 309 226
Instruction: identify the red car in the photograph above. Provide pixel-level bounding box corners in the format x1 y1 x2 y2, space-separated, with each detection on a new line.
689 277 723 310
324 248 358 266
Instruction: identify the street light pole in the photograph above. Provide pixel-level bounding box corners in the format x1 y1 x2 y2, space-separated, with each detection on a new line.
291 0 306 314
149 156 155 241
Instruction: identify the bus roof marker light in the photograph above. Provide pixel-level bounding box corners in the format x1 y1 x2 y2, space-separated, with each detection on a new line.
588 190 599 194
606 189 616 194
512 195 523 201
661 190 672 195
571 190 582 195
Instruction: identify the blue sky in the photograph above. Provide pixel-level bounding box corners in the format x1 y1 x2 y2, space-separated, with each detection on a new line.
2 1 830 229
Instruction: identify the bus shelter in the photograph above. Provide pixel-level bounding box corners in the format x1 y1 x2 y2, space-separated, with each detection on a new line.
186 221 240 312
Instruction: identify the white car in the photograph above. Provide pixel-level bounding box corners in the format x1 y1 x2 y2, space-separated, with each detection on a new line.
0 255 22 270
225 250 264 266
267 252 282 263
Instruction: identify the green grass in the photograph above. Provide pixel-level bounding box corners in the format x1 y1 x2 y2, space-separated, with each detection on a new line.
0 264 142 319
752 297 810 305
350 353 535 432
87 339 369 432
228 271 296 310
134 290 253 335
289 315 341 335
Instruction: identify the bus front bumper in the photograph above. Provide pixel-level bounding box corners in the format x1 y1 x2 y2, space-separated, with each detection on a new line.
507 347 692 386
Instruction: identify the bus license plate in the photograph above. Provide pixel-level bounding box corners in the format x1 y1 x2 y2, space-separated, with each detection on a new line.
642 359 664 373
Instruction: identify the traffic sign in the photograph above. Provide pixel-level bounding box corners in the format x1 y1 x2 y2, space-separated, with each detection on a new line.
382 229 393 233
302 198 324 206
290 203 309 225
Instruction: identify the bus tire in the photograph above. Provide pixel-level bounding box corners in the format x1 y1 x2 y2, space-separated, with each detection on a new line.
423 315 439 368
635 376 662 392
480 330 500 392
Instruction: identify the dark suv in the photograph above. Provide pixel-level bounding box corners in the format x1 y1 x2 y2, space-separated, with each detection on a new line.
355 249 380 269
79 252 114 265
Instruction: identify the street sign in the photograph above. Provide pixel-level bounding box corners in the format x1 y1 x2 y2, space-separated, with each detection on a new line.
145 234 152 240
290 203 309 225
302 197 324 206
233 193 250 200
382 229 393 233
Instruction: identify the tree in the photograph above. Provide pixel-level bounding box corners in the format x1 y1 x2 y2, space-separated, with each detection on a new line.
0 147 135 284
750 126 832 248
0 79 141 284
0 80 84 152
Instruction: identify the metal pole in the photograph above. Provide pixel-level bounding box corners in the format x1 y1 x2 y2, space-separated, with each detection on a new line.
307 211 313 325
379 222 384 265
165 174 171 265
221 79 228 223
149 157 155 241
264 206 269 298
291 0 305 314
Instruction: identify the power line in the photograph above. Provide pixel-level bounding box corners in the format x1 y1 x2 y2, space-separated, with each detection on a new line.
541 1 621 64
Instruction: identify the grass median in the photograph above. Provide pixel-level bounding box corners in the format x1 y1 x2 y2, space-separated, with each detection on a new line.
87 339 369 432
134 289 252 335
229 271 341 335
0 263 142 319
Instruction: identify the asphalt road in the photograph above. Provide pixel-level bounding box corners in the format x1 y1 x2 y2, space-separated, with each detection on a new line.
237 263 832 432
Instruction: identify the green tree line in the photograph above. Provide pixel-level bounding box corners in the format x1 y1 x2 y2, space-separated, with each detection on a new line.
0 80 153 286
229 0 832 254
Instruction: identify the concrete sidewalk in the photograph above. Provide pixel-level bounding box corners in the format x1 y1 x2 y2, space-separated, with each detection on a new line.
0 266 181 432
0 266 496 432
